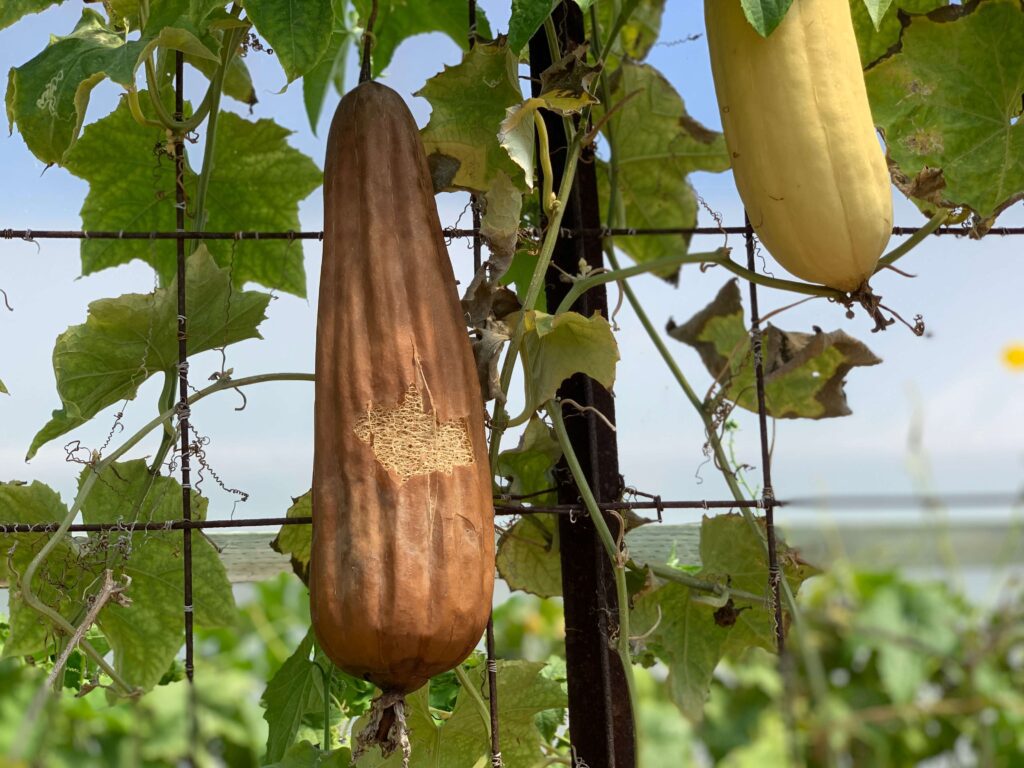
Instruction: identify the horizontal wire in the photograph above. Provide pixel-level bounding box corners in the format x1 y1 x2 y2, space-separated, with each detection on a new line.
0 492 1019 534
2 225 1023 242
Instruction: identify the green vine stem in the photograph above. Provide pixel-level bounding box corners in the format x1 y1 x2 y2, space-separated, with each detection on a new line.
17 372 315 698
876 209 950 270
644 562 767 605
547 402 638 744
454 665 492 737
555 248 730 315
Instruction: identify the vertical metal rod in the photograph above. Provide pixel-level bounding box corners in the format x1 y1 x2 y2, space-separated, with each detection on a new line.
744 217 785 653
485 616 502 767
469 0 483 274
468 4 499 764
173 50 199 760
531 4 635 766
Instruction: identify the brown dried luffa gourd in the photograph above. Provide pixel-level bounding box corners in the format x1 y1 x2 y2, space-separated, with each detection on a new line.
311 80 495 758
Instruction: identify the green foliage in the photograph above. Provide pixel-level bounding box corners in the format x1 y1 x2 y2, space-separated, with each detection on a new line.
29 248 270 458
596 63 729 280
352 0 491 78
301 1 357 132
0 0 66 31
245 0 334 83
520 309 619 415
631 514 816 720
417 40 525 192
595 0 665 66
0 463 235 691
0 480 99 658
497 515 562 598
64 101 320 294
270 491 313 584
496 416 562 505
739 0 795 37
851 0 947 66
508 0 557 54
866 0 1024 222
668 280 882 419
355 661 567 768
6 9 144 164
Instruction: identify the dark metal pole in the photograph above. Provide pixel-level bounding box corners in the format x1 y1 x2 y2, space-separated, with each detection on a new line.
530 5 635 766
173 51 199 764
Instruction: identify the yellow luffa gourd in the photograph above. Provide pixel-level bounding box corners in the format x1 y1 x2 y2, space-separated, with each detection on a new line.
705 0 893 292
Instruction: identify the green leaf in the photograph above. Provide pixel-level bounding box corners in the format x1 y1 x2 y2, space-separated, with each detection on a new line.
353 0 491 77
596 63 729 280
508 0 556 54
595 0 666 66
631 580 721 720
496 515 562 598
667 280 882 419
187 45 259 107
0 480 96 658
5 9 144 164
302 7 357 133
0 0 67 31
28 248 270 459
355 660 566 768
574 0 596 10
417 40 525 193
521 310 618 415
632 514 816 720
865 0 1024 223
63 100 320 294
245 0 334 83
496 416 562 505
739 0 795 37
261 629 319 763
0 379 7 395
851 0 947 66
270 491 313 584
261 628 374 762
860 0 895 29
82 460 237 692
265 741 352 768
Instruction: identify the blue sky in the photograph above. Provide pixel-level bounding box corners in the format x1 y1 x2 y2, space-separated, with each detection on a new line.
1 1 1022 534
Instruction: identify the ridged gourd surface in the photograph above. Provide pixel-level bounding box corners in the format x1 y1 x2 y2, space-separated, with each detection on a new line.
312 81 494 694
705 0 893 291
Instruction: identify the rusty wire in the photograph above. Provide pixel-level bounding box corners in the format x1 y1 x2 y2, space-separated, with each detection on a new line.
2 224 1023 243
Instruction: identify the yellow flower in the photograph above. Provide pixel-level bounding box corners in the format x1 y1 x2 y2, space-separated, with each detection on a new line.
1004 344 1024 371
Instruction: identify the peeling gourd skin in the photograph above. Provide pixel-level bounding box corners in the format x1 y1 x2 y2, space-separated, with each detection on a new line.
312 81 495 694
705 0 893 292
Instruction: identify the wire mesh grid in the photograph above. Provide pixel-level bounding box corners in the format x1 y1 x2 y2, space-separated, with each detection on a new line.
2 12 1023 768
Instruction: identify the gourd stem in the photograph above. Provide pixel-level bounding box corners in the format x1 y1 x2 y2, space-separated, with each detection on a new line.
876 209 949 270
359 0 379 83
547 403 638 742
454 665 491 738
17 371 315 698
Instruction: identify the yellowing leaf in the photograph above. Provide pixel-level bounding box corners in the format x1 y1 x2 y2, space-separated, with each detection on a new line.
417 41 525 192
521 310 619 415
